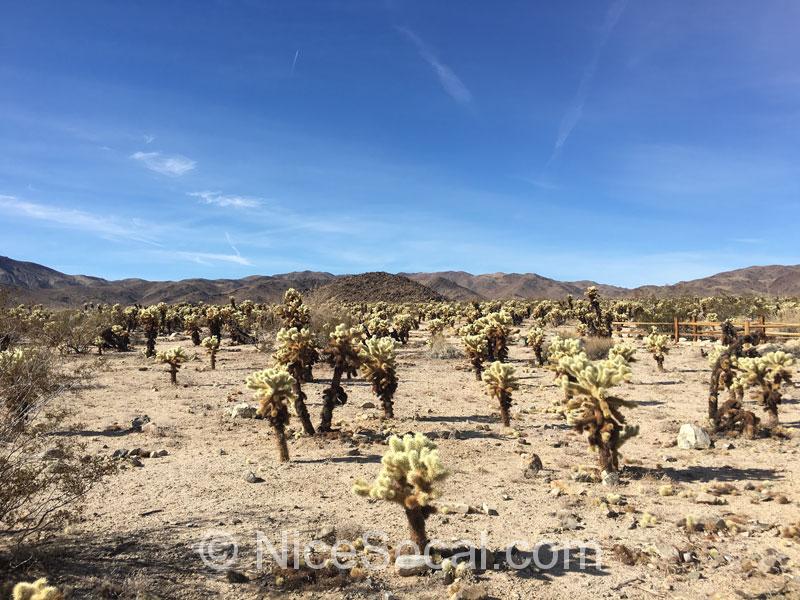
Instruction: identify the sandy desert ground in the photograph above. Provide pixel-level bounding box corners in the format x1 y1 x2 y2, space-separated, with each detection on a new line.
14 322 800 600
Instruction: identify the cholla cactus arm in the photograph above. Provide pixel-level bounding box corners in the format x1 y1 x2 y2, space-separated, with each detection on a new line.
359 336 398 418
12 578 63 600
246 367 297 462
608 342 636 364
353 433 448 549
482 361 519 426
155 347 190 384
558 354 635 475
462 333 488 380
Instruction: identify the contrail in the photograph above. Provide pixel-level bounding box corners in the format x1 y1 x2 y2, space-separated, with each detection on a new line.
291 49 300 75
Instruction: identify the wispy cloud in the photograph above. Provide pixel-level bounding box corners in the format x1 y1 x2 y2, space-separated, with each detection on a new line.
143 134 156 144
397 27 472 105
131 151 196 176
188 191 261 209
550 0 627 162
0 194 159 245
290 49 300 75
174 251 253 266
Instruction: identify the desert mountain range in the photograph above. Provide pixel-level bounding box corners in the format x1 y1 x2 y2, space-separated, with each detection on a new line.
1 256 799 306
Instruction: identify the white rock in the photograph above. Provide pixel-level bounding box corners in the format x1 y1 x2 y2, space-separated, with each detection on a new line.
230 403 257 419
677 424 711 449
395 554 431 576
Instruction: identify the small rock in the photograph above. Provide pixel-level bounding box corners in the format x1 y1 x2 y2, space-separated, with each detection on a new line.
154 449 169 458
219 449 228 455
695 492 726 505
244 471 263 484
722 442 735 450
141 422 159 436
43 447 66 460
360 401 376 409
315 525 336 542
450 583 489 600
226 569 249 583
558 511 582 530
230 403 257 419
439 503 470 515
111 449 129 459
601 471 620 487
131 415 151 431
395 554 430 576
129 457 144 467
481 503 498 516
758 556 781 575
347 448 361 456
128 448 142 457
677 424 712 450
523 454 543 478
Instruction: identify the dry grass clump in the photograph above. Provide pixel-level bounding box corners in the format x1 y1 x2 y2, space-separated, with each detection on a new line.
428 333 460 359
582 337 615 360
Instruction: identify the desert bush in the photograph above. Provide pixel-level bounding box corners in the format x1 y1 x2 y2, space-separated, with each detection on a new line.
582 337 615 360
481 361 518 426
428 333 460 360
353 432 448 549
37 310 111 354
201 335 220 370
155 347 190 385
318 324 362 433
558 353 637 478
360 336 399 418
245 367 296 462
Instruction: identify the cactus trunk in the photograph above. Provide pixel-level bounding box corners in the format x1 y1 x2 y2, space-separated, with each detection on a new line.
169 365 177 385
191 330 200 346
293 385 315 435
273 421 289 462
498 391 511 427
404 507 430 551
319 366 344 433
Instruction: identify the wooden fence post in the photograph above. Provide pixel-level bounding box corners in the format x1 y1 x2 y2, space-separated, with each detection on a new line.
692 318 698 342
760 315 767 340
744 320 750 336
674 316 679 343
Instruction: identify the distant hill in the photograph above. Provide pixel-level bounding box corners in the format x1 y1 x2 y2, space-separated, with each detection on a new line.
2 256 800 306
309 272 444 304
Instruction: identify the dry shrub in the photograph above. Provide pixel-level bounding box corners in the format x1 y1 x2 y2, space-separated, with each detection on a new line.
582 337 615 360
308 301 354 339
0 344 115 544
428 333 460 359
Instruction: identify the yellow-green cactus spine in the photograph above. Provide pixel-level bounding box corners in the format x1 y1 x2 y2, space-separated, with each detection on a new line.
246 366 297 462
155 346 190 384
482 361 519 426
608 342 636 364
360 336 399 418
353 432 448 549
12 578 63 600
558 354 636 476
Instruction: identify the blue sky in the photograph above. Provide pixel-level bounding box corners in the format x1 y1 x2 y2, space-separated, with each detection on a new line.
1 1 798 287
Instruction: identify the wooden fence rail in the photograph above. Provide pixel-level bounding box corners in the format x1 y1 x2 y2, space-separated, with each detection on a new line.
611 317 800 342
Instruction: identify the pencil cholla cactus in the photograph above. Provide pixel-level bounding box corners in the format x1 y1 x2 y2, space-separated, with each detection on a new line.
733 351 794 426
201 335 220 370
360 336 399 418
245 367 297 462
525 324 546 366
481 361 519 426
155 347 190 384
643 329 670 371
12 578 63 600
273 327 318 434
462 333 489 380
319 324 362 432
353 433 448 549
608 342 636 365
558 354 636 477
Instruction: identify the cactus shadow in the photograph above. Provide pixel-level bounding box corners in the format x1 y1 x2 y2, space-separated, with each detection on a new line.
505 544 608 580
636 400 665 406
50 426 139 438
415 414 498 424
624 464 781 483
293 454 383 465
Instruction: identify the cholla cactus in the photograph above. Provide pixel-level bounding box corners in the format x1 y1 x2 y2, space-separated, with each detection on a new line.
319 324 362 432
525 325 546 366
462 333 489 380
643 329 670 371
184 312 203 346
276 288 311 330
546 336 584 401
558 354 637 476
138 306 161 357
427 318 446 336
353 433 448 549
12 578 63 600
201 335 220 370
245 367 296 462
573 286 613 338
204 306 224 341
733 351 794 426
360 336 399 418
608 343 636 364
391 313 414 344
482 361 519 426
707 334 762 437
155 347 190 384
273 327 319 434
482 311 513 362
